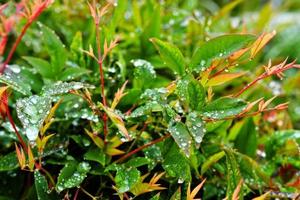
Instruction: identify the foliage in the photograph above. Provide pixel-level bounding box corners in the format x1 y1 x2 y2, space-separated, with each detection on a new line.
0 0 299 199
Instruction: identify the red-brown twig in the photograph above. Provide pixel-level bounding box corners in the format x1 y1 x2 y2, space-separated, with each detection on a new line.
90 0 109 141
115 134 171 163
234 60 300 97
0 0 52 73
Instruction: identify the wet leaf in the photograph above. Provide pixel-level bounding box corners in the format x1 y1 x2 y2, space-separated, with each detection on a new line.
0 152 18 171
162 141 191 182
56 161 91 192
168 122 192 157
41 81 94 96
100 105 130 139
224 149 243 200
177 75 205 111
207 72 245 87
186 111 206 148
150 38 186 76
16 95 52 141
202 97 247 119
132 59 156 89
0 67 31 95
115 167 140 193
190 34 255 72
34 170 52 200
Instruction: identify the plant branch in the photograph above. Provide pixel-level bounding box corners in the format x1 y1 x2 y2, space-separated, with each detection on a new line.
115 134 171 163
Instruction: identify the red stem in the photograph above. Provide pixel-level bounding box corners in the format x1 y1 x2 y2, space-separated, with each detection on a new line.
6 103 27 151
115 134 171 163
234 75 263 97
93 3 108 141
73 188 80 200
0 21 32 73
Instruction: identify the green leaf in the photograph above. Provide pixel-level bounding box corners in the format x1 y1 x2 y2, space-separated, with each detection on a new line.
177 75 205 111
41 81 94 96
129 101 163 118
16 95 52 141
186 111 206 148
187 78 205 111
0 67 31 95
59 68 90 81
234 118 258 157
162 141 191 182
34 170 52 200
141 4 161 55
236 152 270 186
124 157 151 168
0 152 18 171
201 151 225 175
132 59 156 89
84 148 107 166
150 38 186 76
168 122 192 157
115 167 140 193
70 31 85 68
23 57 54 79
265 130 300 159
56 161 91 192
224 149 243 200
202 97 247 119
38 22 67 75
190 34 255 72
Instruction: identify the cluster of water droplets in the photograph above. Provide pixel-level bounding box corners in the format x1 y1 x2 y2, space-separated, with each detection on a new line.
56 162 91 192
131 59 156 78
65 107 99 123
16 95 52 141
168 122 192 157
186 111 206 148
41 81 94 96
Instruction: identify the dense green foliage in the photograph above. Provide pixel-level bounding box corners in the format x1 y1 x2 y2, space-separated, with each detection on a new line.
0 0 299 199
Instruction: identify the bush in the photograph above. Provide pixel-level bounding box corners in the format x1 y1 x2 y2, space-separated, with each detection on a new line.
0 1 299 199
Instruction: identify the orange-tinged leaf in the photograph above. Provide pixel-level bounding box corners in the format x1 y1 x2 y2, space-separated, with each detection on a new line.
44 99 62 124
262 96 277 110
100 104 130 140
250 31 276 58
232 179 243 200
150 172 165 185
190 179 206 199
15 143 25 169
85 129 104 149
244 97 263 113
0 86 9 96
109 136 123 148
111 80 128 109
252 191 270 200
130 172 166 196
27 144 35 171
105 147 125 156
207 72 246 87
229 47 250 62
37 134 55 151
